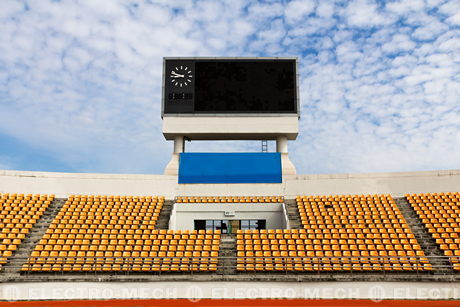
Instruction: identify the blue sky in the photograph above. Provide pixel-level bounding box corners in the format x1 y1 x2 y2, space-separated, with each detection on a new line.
0 0 459 175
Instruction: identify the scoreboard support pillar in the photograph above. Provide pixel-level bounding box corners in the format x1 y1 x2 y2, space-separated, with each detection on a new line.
174 135 185 153
276 136 288 153
164 135 184 175
277 136 297 175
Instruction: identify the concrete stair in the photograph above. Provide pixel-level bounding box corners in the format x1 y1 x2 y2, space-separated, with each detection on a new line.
218 234 236 275
156 200 173 229
3 198 66 275
395 197 453 273
284 199 302 229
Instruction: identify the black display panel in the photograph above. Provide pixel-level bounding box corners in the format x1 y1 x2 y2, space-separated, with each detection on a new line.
163 58 297 115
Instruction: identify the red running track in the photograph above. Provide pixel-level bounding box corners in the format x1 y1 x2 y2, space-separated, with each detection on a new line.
0 299 459 307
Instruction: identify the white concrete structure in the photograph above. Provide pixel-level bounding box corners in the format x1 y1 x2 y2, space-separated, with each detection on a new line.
169 203 287 230
162 116 299 141
0 169 459 199
2 281 460 300
162 115 299 176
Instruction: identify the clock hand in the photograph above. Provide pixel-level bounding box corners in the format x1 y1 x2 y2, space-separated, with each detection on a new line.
170 75 184 78
171 72 185 77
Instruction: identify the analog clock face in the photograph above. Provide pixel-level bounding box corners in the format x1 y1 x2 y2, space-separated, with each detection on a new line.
170 65 193 87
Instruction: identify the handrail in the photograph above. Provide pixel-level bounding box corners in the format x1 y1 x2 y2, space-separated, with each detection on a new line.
4 255 457 275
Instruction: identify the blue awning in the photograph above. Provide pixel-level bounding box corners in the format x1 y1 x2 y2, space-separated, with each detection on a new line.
178 152 282 184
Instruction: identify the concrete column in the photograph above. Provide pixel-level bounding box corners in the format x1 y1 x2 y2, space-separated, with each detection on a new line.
276 135 296 175
174 135 185 153
276 136 288 153
165 136 184 175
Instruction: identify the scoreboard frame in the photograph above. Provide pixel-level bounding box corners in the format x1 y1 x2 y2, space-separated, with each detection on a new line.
161 57 300 118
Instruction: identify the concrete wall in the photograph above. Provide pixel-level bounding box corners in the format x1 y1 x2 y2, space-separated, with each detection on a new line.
170 203 284 230
1 281 460 300
162 115 299 140
0 170 177 198
0 169 459 199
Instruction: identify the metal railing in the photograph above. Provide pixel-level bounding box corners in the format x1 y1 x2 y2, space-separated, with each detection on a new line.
5 255 458 276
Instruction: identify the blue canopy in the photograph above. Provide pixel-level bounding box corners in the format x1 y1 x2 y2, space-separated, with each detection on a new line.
178 152 282 184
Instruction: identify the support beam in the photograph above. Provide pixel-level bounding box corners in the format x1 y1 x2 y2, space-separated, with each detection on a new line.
164 135 184 175
174 135 185 153
276 136 296 175
276 136 288 153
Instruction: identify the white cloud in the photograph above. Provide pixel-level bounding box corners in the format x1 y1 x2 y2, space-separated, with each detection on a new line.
284 0 316 24
446 13 460 25
316 2 335 19
438 1 460 16
345 0 393 27
412 19 449 41
382 34 416 53
385 0 425 15
0 0 24 19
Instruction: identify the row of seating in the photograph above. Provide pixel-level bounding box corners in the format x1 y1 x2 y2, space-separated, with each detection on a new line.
175 196 284 203
24 250 219 272
408 192 459 203
24 263 218 272
296 194 394 201
407 193 460 270
237 262 431 271
34 238 220 251
68 195 164 201
0 193 54 268
42 230 218 237
23 195 220 272
236 231 417 243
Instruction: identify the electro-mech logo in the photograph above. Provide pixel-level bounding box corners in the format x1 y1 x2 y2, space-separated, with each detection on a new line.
186 285 203 303
369 285 385 303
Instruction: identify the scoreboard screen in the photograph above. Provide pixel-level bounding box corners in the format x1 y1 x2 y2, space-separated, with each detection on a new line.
162 58 298 115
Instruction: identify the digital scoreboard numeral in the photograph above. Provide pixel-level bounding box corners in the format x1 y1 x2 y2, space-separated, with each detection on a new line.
168 93 193 100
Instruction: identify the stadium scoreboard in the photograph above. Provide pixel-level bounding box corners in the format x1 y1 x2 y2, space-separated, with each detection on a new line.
162 58 299 116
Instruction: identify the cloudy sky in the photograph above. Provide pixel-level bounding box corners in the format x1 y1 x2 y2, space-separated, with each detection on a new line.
0 0 459 175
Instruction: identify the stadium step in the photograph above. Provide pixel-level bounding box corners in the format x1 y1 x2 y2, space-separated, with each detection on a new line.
218 234 236 275
156 200 174 229
395 197 453 273
284 199 302 229
3 198 66 275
